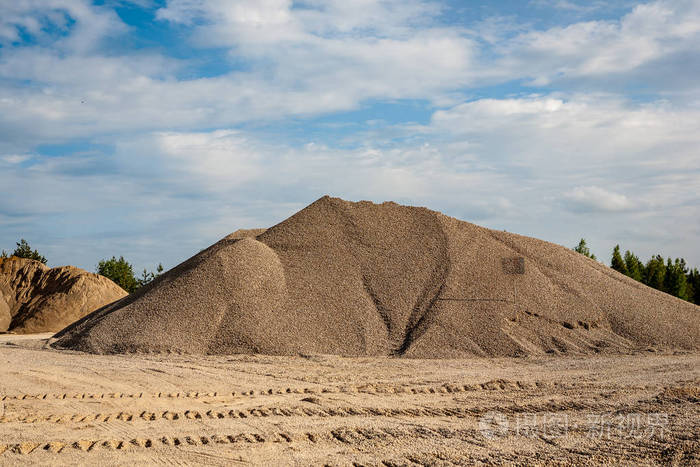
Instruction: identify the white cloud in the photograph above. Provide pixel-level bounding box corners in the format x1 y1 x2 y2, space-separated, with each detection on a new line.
530 0 621 14
501 0 700 84
0 0 127 52
135 130 265 187
430 95 700 171
563 185 634 212
113 129 506 206
540 0 597 11
156 0 442 38
2 0 699 149
0 0 479 149
156 0 477 104
1 154 31 164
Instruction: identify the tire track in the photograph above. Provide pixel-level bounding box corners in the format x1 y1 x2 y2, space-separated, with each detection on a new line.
0 398 634 426
0 424 692 463
0 378 591 402
0 405 473 425
0 425 487 457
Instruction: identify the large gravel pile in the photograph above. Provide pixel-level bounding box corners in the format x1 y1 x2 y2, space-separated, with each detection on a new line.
52 196 700 356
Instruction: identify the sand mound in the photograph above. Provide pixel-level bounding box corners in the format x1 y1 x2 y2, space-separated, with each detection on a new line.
0 257 127 334
53 196 700 357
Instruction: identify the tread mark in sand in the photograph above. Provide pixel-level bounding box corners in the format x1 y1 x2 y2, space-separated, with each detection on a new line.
10 425 636 457
0 378 567 403
0 396 612 426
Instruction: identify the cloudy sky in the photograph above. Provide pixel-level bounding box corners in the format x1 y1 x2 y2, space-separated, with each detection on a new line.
1 0 699 273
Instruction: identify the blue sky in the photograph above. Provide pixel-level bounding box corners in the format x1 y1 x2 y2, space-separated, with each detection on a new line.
1 0 699 273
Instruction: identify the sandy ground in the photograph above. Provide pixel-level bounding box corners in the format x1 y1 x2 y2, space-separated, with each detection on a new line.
0 334 698 466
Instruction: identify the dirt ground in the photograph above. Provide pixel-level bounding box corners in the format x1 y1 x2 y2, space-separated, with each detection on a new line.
0 334 698 466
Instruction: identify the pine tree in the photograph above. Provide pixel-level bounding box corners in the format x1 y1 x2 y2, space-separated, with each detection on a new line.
687 268 700 304
664 258 689 301
611 245 628 275
644 255 666 292
573 238 596 260
139 268 152 285
11 239 47 264
623 250 644 282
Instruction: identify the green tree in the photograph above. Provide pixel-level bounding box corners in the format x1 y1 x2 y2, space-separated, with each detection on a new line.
97 256 138 293
623 250 644 282
687 268 700 304
137 263 164 288
12 239 47 264
644 255 666 292
573 238 596 260
664 258 689 301
610 245 628 275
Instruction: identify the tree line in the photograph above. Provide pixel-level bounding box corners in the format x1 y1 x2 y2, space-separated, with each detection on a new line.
574 239 700 304
2 239 162 293
4 238 699 303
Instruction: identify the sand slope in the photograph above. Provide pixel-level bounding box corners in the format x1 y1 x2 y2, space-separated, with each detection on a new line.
53 196 699 356
0 257 127 333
